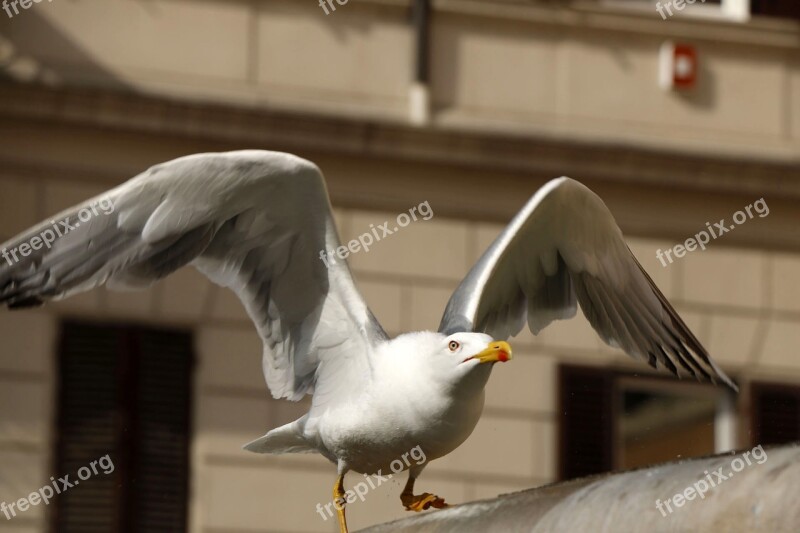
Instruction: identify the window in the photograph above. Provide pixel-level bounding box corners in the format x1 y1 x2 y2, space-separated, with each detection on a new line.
558 365 737 480
558 366 614 479
616 378 733 469
751 1 800 19
54 323 194 533
751 382 800 446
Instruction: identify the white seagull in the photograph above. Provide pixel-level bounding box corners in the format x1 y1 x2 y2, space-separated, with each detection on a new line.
0 151 735 532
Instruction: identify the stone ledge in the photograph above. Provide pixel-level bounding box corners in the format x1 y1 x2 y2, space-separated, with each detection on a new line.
361 443 800 532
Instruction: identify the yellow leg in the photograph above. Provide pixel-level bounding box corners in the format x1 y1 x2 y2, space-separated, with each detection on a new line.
400 474 449 512
333 473 349 533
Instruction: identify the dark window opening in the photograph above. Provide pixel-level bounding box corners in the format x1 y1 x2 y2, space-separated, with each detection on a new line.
558 365 614 480
751 382 800 446
53 322 194 533
752 0 800 19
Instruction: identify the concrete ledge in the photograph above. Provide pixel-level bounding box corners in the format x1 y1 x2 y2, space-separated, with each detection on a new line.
361 443 800 532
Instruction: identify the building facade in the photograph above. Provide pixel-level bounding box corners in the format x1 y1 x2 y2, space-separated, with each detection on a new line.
0 1 799 532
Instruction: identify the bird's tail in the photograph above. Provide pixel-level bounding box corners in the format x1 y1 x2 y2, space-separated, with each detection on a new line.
242 416 316 454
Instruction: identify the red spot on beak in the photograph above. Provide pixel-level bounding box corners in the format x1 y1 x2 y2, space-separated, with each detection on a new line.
498 352 509 363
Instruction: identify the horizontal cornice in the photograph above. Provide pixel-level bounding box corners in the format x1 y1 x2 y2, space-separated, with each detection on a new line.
0 81 796 199
0 81 797 252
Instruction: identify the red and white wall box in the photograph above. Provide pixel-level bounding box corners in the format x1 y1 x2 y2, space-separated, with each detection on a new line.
659 42 698 91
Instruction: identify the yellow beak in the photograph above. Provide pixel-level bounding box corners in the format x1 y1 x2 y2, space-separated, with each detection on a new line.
463 341 513 364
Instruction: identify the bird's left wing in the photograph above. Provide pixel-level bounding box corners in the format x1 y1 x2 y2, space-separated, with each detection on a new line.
0 150 387 401
439 177 736 390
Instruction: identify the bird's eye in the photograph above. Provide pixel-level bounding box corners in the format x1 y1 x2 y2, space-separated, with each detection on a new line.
448 340 460 352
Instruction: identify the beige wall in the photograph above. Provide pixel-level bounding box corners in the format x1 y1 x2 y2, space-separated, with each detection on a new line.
2 0 799 160
0 312 56 533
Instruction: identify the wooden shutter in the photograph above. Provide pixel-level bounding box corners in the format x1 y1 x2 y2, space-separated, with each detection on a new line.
751 382 800 446
54 324 123 532
54 323 193 533
558 365 614 480
131 330 193 532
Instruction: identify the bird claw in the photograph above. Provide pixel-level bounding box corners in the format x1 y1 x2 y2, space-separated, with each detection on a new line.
402 492 449 512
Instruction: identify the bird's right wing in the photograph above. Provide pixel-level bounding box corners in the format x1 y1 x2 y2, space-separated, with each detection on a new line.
0 150 388 402
439 177 736 390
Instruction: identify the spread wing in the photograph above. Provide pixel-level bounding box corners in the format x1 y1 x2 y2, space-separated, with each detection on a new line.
439 177 736 390
0 150 388 401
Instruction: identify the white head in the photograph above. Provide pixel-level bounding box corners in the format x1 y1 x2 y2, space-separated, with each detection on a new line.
387 331 513 395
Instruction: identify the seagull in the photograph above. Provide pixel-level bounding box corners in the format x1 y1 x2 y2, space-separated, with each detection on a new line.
0 150 735 532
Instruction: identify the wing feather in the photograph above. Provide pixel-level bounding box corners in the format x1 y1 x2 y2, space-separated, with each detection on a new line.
439 177 736 390
0 150 387 401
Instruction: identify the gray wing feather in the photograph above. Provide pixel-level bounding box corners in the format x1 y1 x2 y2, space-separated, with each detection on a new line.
0 150 387 400
439 177 736 390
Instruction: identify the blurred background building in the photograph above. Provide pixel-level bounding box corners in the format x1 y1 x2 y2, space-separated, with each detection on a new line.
0 1 799 532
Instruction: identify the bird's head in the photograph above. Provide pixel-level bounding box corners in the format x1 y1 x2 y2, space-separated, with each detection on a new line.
445 333 512 366
394 332 512 394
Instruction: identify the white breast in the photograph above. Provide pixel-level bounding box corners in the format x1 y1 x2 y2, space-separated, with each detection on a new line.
310 343 492 475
